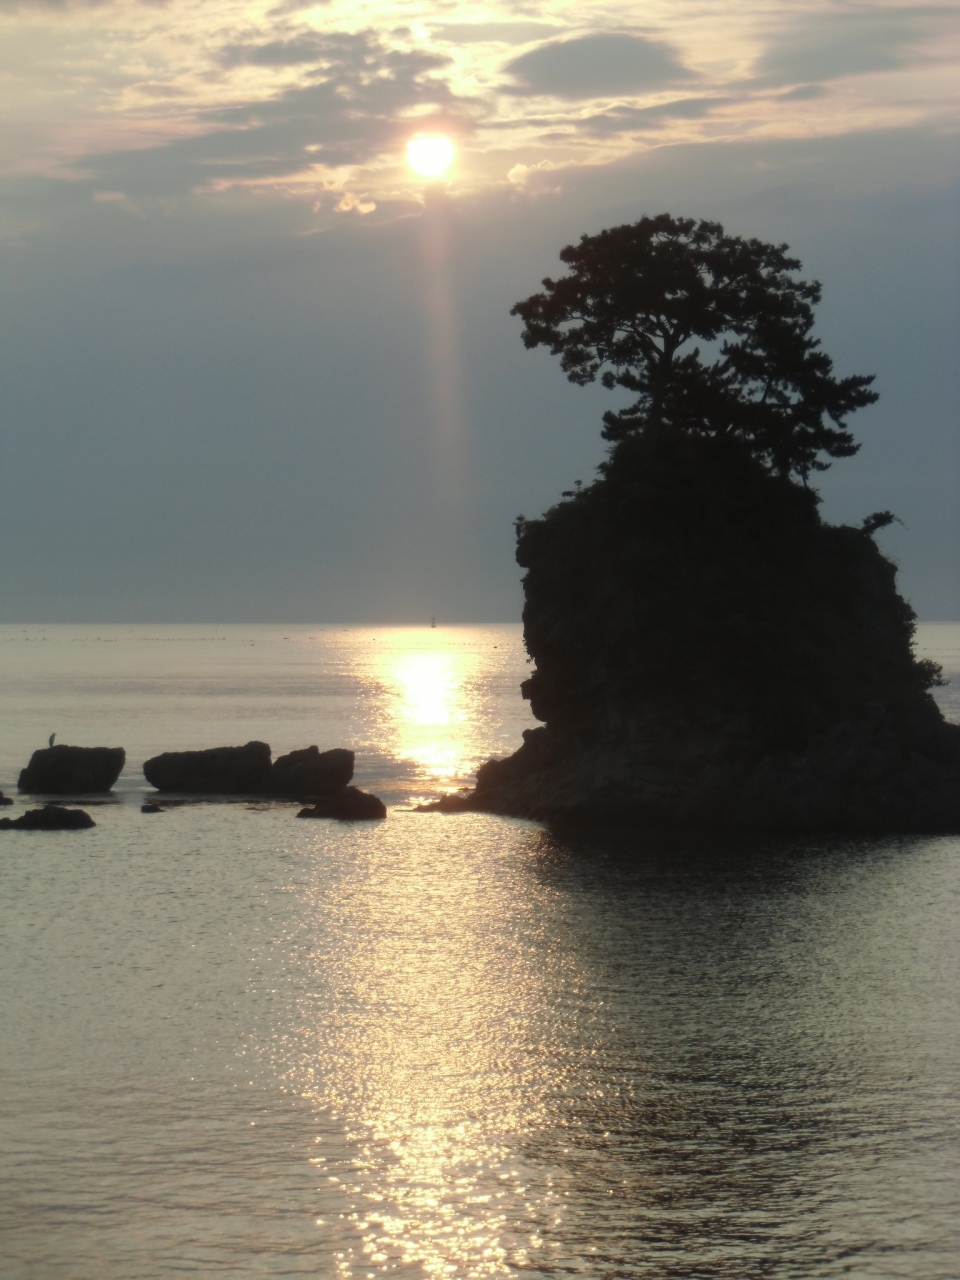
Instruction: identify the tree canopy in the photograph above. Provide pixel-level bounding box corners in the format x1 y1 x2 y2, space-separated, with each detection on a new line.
511 214 878 481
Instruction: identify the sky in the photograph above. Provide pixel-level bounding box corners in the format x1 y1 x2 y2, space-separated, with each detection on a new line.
0 0 958 622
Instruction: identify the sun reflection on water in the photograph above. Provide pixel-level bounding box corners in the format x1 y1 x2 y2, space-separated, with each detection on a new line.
271 817 581 1277
388 649 465 782
355 627 527 796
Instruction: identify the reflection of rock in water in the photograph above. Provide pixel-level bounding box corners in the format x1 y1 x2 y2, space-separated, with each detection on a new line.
509 824 942 1277
433 435 960 832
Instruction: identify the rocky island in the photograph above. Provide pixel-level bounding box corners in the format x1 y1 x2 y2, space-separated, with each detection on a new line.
424 215 960 832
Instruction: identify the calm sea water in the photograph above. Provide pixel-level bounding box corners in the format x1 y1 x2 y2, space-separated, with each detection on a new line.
1 623 959 1279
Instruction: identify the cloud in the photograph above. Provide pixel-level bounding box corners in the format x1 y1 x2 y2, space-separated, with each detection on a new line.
433 23 562 46
0 0 167 8
267 0 331 14
778 84 828 102
75 33 464 197
218 34 332 68
135 82 189 98
755 10 943 85
502 32 695 99
577 96 728 136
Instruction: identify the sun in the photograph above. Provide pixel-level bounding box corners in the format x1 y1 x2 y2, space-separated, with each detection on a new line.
406 134 456 180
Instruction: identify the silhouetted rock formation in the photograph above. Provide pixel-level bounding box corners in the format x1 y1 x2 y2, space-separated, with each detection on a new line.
0 791 13 806
297 787 387 821
429 435 960 832
143 741 272 794
18 745 125 794
141 802 164 814
1 805 96 830
141 741 365 803
269 746 354 799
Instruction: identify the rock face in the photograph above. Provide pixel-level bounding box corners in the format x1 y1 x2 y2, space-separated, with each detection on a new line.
297 787 387 821
0 805 96 830
18 745 125 794
269 746 354 799
143 741 272 794
429 434 960 832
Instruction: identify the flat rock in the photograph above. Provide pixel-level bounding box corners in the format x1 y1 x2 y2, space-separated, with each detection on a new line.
269 746 354 799
297 787 387 821
143 741 272 794
1 805 96 830
18 745 125 794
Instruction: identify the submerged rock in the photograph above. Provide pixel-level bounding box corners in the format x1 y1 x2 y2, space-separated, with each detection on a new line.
415 792 473 813
1 805 96 830
141 801 164 814
18 745 125 794
297 787 387 821
269 746 354 799
143 741 272 794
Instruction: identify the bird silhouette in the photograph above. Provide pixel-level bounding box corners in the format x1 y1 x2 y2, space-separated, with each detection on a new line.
48 733 56 748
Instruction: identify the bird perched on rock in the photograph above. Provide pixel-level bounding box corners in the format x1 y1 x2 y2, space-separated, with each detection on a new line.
48 733 56 748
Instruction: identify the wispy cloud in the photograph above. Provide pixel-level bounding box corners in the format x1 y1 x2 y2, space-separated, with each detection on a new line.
754 8 947 85
433 22 562 46
576 96 730 136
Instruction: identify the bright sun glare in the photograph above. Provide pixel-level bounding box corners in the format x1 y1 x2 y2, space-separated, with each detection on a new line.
406 134 456 180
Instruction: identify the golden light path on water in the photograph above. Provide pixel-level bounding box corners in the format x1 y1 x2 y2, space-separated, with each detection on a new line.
268 820 587 1277
258 627 585 1276
385 645 468 785
298 625 532 799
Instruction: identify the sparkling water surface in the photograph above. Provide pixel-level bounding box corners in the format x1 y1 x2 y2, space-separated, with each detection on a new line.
1 624 959 1278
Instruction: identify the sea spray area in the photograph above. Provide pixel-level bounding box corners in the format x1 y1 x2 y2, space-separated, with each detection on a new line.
1 624 959 1277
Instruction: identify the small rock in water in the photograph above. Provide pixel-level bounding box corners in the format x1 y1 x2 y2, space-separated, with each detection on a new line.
297 787 387 821
269 746 354 799
141 802 164 814
142 742 272 794
0 791 13 807
0 805 96 830
18 745 125 794
415 792 472 813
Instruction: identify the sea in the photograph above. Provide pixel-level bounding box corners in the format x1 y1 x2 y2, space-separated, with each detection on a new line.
1 622 959 1280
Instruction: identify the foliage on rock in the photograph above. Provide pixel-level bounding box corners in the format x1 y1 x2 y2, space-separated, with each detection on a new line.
511 214 878 481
